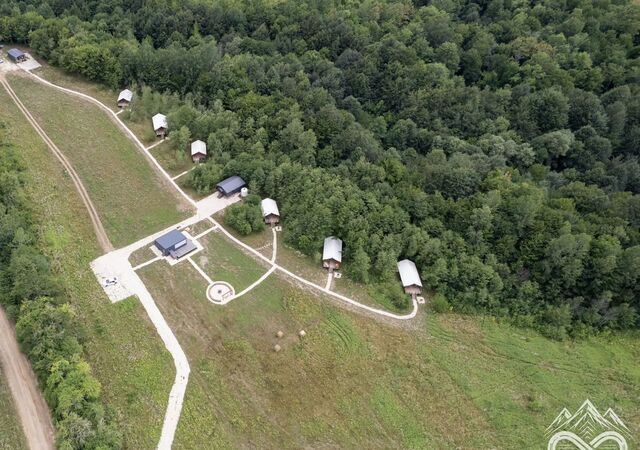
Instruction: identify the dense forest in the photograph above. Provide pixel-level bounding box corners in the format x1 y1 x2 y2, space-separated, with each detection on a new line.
0 125 120 448
1 0 639 339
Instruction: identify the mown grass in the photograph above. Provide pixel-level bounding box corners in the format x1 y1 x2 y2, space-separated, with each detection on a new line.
138 238 640 449
0 371 26 450
33 64 119 111
196 231 270 291
0 86 175 449
7 73 190 247
221 220 412 312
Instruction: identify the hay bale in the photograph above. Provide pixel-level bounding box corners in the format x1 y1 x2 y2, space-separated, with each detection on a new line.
298 330 306 337
273 344 281 352
276 330 284 338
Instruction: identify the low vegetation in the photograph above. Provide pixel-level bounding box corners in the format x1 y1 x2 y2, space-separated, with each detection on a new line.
139 257 640 449
0 88 175 449
0 121 120 448
0 372 26 450
6 74 189 247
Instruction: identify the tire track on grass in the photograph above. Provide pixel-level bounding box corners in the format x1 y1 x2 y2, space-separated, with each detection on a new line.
1 76 113 253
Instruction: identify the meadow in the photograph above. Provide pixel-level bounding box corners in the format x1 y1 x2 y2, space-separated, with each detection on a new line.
139 234 640 449
7 73 190 247
0 85 176 449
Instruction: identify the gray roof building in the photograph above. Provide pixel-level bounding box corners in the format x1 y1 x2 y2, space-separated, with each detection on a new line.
8 48 25 62
216 176 246 196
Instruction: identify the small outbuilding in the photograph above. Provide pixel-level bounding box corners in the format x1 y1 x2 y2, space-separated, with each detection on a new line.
191 140 207 163
154 229 196 259
322 236 343 272
117 89 133 108
216 175 246 197
152 113 168 138
8 48 26 63
260 198 280 226
397 259 422 296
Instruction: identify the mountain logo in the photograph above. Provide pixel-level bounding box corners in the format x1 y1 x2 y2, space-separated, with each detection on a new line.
545 400 633 450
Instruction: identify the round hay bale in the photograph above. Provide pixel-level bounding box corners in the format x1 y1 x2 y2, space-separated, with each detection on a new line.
298 330 306 338
276 330 284 338
273 344 281 352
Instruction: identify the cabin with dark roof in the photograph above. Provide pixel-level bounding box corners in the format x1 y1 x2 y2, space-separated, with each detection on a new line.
154 229 196 259
8 49 26 63
216 176 246 197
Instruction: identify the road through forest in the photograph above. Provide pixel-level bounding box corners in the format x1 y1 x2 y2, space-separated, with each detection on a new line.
0 308 55 450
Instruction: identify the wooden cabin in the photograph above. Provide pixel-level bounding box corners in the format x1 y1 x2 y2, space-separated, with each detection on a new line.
322 237 343 272
191 140 207 163
397 259 422 296
152 113 168 138
260 198 280 226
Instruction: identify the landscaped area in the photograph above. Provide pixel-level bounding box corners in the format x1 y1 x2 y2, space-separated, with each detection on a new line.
6 73 190 247
0 86 176 449
192 231 271 293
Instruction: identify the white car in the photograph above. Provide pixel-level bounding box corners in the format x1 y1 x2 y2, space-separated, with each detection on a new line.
102 277 118 287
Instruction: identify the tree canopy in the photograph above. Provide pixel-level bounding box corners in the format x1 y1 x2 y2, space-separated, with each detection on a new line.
1 0 639 337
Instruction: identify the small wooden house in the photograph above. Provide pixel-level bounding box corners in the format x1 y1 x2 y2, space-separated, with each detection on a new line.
260 198 280 226
322 237 343 272
190 140 207 163
152 113 168 138
117 89 133 108
397 259 422 296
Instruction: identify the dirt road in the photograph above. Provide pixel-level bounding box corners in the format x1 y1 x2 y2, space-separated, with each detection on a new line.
0 76 113 253
0 308 55 450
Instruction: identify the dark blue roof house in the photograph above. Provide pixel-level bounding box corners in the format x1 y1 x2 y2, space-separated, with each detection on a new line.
154 229 196 259
8 49 26 63
216 175 246 196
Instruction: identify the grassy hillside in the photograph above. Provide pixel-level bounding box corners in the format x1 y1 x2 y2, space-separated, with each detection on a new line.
6 73 189 247
0 371 27 450
0 85 175 449
139 240 640 449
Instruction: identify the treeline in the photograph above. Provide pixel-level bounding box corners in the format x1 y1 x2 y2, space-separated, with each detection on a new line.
0 124 121 449
1 0 639 337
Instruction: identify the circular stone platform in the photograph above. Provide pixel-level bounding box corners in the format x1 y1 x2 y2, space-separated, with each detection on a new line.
207 282 235 303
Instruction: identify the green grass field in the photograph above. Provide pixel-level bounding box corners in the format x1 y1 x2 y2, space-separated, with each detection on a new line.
34 65 119 111
136 255 640 449
4 69 640 449
139 236 640 449
0 86 176 449
214 215 413 313
196 231 271 291
6 73 190 247
0 371 27 450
